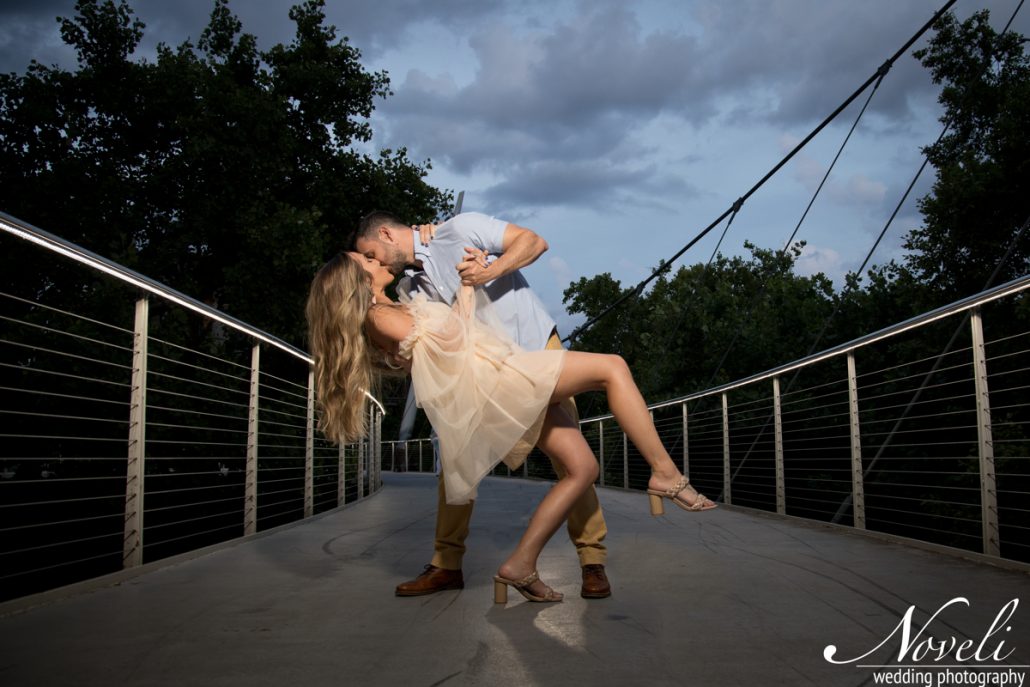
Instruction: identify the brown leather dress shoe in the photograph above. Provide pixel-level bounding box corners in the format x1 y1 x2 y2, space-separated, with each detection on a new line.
580 564 611 598
395 564 464 596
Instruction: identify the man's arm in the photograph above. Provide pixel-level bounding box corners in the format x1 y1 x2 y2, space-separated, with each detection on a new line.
457 223 548 286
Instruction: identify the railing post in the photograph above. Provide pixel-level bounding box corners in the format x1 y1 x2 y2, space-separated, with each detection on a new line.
123 297 148 569
773 377 785 515
371 416 375 489
847 352 866 529
337 442 346 506
375 410 382 490
971 308 1000 557
598 421 605 487
418 439 423 472
622 430 628 489
304 368 314 518
722 392 731 504
682 403 689 477
358 408 366 500
245 344 260 535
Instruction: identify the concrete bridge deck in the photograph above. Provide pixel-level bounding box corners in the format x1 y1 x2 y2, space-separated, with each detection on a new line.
1 473 1028 686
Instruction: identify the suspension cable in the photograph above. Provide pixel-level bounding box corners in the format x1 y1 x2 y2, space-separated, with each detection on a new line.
563 0 958 344
698 65 891 393
718 124 947 500
719 0 1028 502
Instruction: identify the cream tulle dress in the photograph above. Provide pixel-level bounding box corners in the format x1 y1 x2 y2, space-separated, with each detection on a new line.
395 286 565 505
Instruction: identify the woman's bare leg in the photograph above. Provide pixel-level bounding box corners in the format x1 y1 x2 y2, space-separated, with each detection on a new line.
496 404 598 598
497 351 712 597
551 351 713 504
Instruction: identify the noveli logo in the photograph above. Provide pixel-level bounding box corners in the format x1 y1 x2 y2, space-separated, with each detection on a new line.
823 598 1025 687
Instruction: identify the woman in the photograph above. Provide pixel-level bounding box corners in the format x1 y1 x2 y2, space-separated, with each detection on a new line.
306 252 715 604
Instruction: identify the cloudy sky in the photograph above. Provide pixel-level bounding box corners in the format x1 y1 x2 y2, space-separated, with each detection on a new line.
1 0 1026 333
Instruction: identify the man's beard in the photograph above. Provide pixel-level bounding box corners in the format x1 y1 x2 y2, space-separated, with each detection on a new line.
387 246 408 275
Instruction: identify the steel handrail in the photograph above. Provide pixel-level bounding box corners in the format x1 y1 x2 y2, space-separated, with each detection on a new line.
0 211 386 415
582 272 1030 420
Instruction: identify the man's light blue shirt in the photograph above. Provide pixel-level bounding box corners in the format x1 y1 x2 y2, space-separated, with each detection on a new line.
405 212 557 352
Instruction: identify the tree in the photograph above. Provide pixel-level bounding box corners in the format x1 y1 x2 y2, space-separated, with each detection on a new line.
0 1 451 599
563 242 836 415
0 0 452 348
905 9 1030 301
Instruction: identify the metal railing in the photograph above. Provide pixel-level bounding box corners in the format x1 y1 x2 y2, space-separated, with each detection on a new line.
5 207 1026 606
0 211 384 602
385 275 1030 566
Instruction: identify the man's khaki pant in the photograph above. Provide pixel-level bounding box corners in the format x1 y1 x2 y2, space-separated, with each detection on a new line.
430 331 608 570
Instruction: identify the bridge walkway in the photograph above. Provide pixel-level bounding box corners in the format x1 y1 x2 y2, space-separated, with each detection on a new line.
1 473 1027 686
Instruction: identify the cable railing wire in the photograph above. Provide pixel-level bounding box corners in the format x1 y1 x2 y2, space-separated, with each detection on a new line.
2 213 387 602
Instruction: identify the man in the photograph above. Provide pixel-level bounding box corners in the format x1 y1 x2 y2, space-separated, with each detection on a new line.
350 210 612 599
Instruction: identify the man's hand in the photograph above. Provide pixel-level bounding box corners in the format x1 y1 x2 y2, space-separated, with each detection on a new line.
457 247 491 286
413 223 437 246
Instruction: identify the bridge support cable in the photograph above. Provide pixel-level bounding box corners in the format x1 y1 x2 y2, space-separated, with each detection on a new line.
804 125 948 362
717 124 946 503
784 0 1029 512
563 0 958 345
697 67 890 397
573 204 745 420
655 67 890 446
719 0 1025 399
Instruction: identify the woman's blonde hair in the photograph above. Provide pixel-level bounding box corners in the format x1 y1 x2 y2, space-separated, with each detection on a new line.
306 253 379 444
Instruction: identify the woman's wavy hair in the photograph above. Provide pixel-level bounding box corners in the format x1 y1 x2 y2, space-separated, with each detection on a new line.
306 253 380 444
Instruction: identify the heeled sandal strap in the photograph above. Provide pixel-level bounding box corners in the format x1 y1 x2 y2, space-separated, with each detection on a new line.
539 587 562 601
686 493 710 510
660 477 690 498
513 571 540 588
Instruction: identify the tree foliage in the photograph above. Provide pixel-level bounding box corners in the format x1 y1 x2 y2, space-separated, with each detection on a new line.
906 9 1030 300
565 242 836 414
0 0 451 347
563 9 1029 411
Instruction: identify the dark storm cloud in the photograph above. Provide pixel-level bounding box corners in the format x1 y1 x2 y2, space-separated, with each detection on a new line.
381 3 706 209
379 0 1029 212
0 0 77 73
0 0 232 73
693 0 939 124
480 159 700 210
386 5 705 133
163 0 511 58
4 0 1027 217
0 0 520 74
696 0 1030 125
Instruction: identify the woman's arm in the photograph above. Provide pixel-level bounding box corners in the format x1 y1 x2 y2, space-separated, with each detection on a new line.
366 304 415 353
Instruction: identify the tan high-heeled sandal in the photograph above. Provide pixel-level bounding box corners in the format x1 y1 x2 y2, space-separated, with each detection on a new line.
493 571 563 604
647 476 717 515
